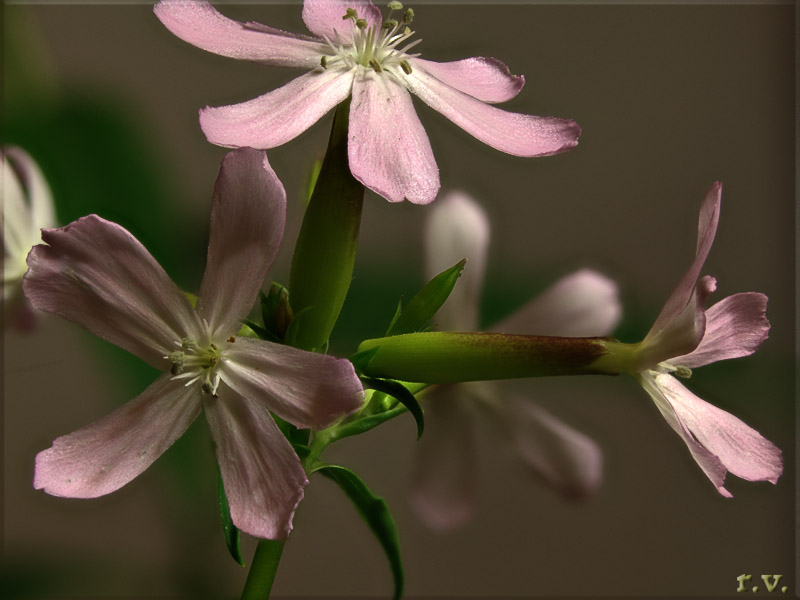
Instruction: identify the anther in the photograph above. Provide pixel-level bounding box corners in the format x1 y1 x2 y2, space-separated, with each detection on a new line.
343 8 358 20
387 1 403 10
382 18 398 29
168 351 185 375
227 336 236 343
181 338 197 350
675 366 693 379
402 8 414 24
320 55 328 69
401 59 412 74
369 59 383 73
356 18 367 29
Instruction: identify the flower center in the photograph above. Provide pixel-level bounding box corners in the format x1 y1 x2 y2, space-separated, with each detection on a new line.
166 335 236 397
320 2 421 75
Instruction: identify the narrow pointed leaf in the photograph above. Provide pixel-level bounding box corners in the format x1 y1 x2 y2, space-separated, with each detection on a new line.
314 464 404 600
385 298 404 336
361 376 424 439
386 259 466 336
218 471 245 567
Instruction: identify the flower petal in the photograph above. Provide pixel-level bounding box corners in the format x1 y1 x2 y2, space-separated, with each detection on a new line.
405 66 581 157
411 384 478 532
200 69 354 150
302 0 382 41
3 153 33 283
348 71 439 203
23 216 201 368
492 269 621 337
672 293 770 369
4 146 56 238
154 0 324 68
640 372 782 496
424 191 490 331
638 275 717 370
482 392 602 499
34 375 201 498
219 336 363 429
197 149 286 339
412 57 525 104
204 387 308 539
643 183 721 350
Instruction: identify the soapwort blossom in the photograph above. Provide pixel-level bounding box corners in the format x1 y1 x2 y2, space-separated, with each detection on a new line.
2 146 57 329
154 0 581 204
412 192 620 531
600 182 782 496
24 148 364 539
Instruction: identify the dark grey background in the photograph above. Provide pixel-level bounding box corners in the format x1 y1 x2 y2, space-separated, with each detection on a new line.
3 2 795 598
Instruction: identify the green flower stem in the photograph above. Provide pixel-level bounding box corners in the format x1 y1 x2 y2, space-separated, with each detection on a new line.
240 539 286 600
289 98 365 351
358 332 626 383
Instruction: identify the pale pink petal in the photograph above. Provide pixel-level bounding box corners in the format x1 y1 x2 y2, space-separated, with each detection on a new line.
302 0 382 41
4 146 56 233
492 269 621 337
672 293 770 369
23 216 201 369
405 66 581 157
3 153 33 281
197 149 286 339
424 191 490 331
637 275 717 370
644 183 721 347
640 372 782 496
154 0 324 68
412 57 525 104
411 385 478 532
348 71 439 203
204 387 308 539
34 375 201 498
481 393 602 499
219 336 363 429
200 69 354 149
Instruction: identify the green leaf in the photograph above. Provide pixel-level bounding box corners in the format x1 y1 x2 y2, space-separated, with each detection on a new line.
242 319 278 343
349 346 381 375
386 259 466 336
361 377 424 440
218 471 244 567
384 297 404 336
314 464 404 600
304 156 324 206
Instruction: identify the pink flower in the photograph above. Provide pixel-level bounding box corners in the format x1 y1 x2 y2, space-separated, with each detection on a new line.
23 148 364 539
154 0 581 205
412 192 619 531
603 182 782 497
2 146 57 331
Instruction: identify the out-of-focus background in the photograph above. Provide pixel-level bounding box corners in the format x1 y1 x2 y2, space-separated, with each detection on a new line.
3 1 794 598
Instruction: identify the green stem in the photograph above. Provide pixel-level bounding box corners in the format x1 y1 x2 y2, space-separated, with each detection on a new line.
289 98 365 351
240 539 286 600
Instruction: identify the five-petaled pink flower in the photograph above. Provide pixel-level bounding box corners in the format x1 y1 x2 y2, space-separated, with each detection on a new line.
600 182 783 496
24 148 364 539
154 0 581 204
412 191 620 531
